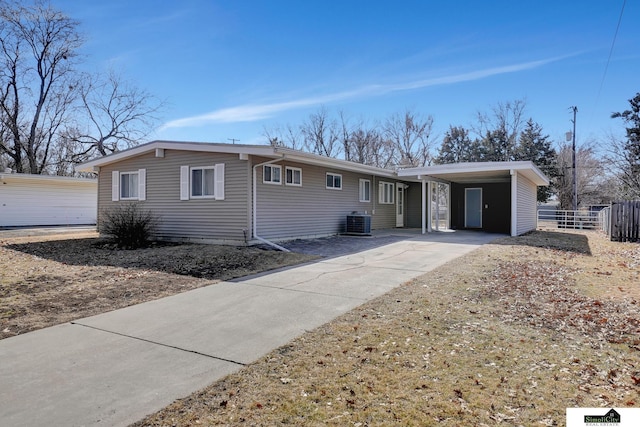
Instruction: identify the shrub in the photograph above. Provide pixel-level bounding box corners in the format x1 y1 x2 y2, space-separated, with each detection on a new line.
100 203 158 249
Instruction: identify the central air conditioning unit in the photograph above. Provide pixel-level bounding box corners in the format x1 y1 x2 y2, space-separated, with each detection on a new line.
345 213 371 235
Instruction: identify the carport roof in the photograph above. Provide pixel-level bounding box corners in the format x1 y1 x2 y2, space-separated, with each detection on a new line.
397 161 549 186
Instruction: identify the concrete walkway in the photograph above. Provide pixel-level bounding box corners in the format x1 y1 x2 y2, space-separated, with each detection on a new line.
0 230 500 427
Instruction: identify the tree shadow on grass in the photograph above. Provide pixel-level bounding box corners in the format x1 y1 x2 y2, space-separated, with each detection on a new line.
492 230 592 255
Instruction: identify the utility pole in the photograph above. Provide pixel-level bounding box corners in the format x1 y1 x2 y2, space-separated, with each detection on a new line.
228 138 239 144
570 106 578 211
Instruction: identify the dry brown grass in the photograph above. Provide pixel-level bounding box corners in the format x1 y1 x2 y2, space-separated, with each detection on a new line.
0 232 315 339
133 230 640 426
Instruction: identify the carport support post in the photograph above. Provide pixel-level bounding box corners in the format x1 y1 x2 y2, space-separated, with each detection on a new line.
422 179 433 234
421 179 426 234
427 181 432 232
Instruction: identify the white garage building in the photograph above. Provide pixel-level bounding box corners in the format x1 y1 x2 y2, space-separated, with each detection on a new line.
0 172 97 227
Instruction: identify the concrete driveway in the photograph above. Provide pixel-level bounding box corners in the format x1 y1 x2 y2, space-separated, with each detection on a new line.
0 230 500 426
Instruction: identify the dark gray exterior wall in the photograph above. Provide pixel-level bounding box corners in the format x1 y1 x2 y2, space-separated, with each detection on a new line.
406 183 423 228
450 182 511 234
98 149 251 244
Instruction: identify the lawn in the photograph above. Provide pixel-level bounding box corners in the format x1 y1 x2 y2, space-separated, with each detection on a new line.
130 230 640 426
0 231 316 339
2 229 639 425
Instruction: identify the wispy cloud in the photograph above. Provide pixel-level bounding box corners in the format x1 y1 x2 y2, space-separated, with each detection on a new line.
161 56 563 130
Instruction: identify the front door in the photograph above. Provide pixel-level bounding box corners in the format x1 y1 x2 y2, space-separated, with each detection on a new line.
396 184 404 227
465 188 482 228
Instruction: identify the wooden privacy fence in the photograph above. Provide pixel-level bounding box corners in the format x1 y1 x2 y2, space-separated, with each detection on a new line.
610 201 640 242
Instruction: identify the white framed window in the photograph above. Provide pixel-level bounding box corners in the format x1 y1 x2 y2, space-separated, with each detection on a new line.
111 169 146 201
379 181 394 204
190 166 216 198
263 165 282 184
120 172 139 200
180 164 225 201
359 179 371 202
326 173 342 190
285 166 302 186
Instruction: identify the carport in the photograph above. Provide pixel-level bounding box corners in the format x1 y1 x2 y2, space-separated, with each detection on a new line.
398 161 549 237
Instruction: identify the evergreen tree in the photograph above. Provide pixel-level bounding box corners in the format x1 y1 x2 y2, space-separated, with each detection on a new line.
479 128 511 162
435 126 472 164
466 138 486 162
514 119 557 202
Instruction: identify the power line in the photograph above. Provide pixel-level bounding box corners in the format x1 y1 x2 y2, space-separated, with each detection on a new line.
595 0 626 107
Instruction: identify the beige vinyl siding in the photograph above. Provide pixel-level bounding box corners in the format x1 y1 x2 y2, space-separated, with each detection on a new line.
516 173 537 235
253 159 400 240
98 150 250 243
370 176 397 230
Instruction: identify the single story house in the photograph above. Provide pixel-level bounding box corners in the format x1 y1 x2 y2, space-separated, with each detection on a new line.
78 140 549 247
0 172 97 227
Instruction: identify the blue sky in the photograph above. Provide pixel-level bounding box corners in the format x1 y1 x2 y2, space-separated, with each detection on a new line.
56 0 638 152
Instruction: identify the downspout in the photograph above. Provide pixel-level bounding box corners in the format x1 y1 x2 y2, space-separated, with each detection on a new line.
252 157 290 252
372 174 376 216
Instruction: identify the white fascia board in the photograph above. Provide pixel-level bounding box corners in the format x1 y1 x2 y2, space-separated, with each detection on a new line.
273 147 398 178
77 140 278 171
0 173 97 184
399 161 518 176
76 139 401 179
399 161 549 186
517 163 549 186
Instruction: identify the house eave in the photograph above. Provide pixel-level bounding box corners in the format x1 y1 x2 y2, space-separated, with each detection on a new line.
77 140 399 178
273 147 397 178
77 141 278 172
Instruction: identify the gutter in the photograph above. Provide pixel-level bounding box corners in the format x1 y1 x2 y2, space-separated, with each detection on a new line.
252 156 290 252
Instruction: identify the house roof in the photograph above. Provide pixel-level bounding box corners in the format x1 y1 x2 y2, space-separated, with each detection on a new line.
77 141 549 186
77 140 399 178
0 172 97 185
398 161 550 186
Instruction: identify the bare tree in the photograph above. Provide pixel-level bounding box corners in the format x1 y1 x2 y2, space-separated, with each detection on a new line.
383 109 434 166
604 135 640 200
47 135 83 176
608 92 640 199
0 0 82 173
555 142 609 209
473 99 527 161
348 125 395 168
300 106 340 157
67 70 162 159
338 110 354 161
262 123 302 149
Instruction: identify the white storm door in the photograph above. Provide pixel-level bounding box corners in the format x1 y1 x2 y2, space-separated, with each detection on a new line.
396 184 404 227
465 188 482 228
